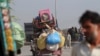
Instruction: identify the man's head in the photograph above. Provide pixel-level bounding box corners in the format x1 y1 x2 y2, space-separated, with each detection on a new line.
79 10 100 44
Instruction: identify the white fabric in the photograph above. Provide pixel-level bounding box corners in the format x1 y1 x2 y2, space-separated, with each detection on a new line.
46 44 59 51
71 41 100 56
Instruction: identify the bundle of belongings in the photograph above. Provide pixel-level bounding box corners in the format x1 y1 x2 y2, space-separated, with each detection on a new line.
33 9 65 55
37 27 65 56
33 9 55 29
37 28 65 51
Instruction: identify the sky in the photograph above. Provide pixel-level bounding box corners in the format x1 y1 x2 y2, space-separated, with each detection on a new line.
10 0 100 29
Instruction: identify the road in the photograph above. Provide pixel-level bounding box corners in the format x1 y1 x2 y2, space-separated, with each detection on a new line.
17 45 72 56
17 41 80 56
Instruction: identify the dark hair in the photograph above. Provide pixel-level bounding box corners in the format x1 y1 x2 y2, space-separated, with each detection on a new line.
79 10 100 24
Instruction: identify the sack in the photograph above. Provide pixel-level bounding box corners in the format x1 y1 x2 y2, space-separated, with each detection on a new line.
59 33 65 48
46 31 61 45
37 33 47 50
46 44 59 51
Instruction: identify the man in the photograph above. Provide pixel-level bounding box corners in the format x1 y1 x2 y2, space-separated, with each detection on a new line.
67 32 71 48
71 10 100 56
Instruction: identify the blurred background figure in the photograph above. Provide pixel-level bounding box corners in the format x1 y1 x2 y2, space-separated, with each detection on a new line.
66 32 71 48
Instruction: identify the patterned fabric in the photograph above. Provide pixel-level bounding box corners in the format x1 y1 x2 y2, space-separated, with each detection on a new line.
5 29 14 51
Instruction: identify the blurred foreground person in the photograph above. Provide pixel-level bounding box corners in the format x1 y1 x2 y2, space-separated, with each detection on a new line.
71 10 100 56
12 22 25 55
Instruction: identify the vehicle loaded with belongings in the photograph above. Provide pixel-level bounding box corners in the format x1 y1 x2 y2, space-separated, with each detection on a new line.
31 9 65 56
